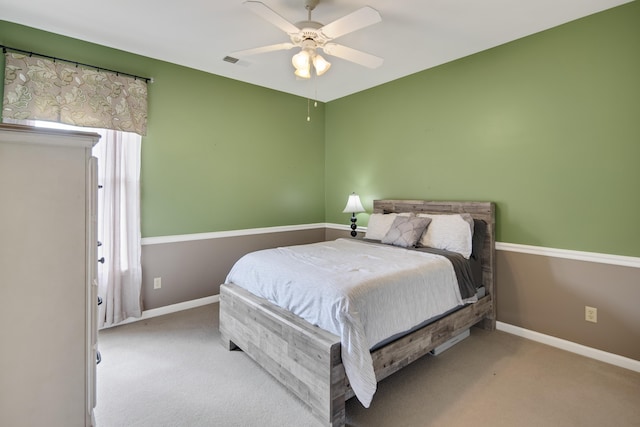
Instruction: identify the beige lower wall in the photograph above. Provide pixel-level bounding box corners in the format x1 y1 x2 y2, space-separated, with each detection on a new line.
497 250 640 361
141 228 325 310
141 226 639 362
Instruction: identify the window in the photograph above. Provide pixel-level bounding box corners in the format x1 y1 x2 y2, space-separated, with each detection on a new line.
16 120 143 326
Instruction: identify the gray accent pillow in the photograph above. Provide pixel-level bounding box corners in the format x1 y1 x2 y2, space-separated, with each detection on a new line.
382 216 432 248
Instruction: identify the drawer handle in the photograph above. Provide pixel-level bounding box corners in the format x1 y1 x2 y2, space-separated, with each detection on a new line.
96 351 102 365
97 241 102 247
97 296 103 306
98 257 105 264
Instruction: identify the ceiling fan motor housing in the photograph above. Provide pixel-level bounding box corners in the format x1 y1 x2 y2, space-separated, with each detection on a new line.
292 21 329 47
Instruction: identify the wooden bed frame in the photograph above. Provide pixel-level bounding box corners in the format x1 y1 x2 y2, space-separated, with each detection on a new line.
219 200 496 427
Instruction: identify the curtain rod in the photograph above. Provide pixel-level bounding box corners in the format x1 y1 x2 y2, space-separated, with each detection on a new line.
1 44 153 83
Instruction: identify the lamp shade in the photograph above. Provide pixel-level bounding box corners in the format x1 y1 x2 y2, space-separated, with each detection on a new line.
342 193 365 213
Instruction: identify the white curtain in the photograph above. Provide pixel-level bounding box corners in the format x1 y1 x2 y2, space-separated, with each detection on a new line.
94 128 142 328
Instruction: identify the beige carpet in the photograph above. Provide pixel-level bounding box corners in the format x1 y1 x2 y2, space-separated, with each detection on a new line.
95 304 640 427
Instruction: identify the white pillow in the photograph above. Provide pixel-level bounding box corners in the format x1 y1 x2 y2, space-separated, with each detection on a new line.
417 213 474 258
365 212 411 240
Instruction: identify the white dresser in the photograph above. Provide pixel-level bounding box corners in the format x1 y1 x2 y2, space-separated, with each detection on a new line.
0 124 100 426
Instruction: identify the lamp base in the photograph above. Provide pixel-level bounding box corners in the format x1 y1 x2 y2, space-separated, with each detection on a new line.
350 215 358 237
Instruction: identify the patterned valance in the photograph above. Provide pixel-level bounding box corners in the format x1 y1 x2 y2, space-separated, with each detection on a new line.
3 52 147 136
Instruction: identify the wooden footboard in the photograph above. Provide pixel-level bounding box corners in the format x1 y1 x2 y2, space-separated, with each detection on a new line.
219 282 347 427
220 283 494 426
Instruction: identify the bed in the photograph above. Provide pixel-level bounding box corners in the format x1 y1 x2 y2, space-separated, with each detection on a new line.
219 200 495 426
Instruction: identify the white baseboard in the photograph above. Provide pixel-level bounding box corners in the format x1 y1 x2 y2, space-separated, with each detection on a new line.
101 295 219 329
497 321 640 373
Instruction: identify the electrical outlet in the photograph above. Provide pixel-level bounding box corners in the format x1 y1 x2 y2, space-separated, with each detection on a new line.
585 306 597 323
153 277 162 290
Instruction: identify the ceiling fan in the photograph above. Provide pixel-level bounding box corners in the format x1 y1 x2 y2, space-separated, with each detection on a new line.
231 0 383 79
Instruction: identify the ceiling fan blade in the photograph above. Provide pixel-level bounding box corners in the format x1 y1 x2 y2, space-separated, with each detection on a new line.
231 43 296 57
322 43 383 69
320 6 382 40
244 1 300 35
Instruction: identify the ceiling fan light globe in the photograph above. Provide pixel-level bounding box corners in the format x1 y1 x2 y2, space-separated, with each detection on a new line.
292 50 310 69
294 68 311 79
313 54 331 76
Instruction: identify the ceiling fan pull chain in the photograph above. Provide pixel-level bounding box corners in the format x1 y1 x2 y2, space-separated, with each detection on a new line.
314 73 319 107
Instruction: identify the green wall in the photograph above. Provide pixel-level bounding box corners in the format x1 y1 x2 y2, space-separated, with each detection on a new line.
141 62 325 236
325 1 640 257
0 21 326 238
2 1 639 257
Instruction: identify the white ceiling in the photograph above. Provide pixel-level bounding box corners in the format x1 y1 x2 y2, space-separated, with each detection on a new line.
0 0 632 102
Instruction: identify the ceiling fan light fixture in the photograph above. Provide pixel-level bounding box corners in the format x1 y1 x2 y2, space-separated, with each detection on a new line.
238 2 383 85
313 54 331 76
292 50 311 70
294 67 311 79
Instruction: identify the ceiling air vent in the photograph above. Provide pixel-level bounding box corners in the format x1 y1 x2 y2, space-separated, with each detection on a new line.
223 56 239 64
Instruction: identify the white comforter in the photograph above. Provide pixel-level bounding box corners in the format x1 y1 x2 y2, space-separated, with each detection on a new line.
225 238 463 407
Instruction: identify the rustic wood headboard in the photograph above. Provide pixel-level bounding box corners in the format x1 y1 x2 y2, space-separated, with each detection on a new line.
373 200 496 306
